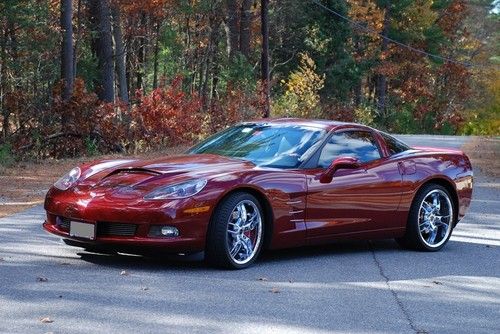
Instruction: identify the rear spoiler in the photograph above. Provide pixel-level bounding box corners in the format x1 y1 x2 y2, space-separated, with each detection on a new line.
411 146 464 155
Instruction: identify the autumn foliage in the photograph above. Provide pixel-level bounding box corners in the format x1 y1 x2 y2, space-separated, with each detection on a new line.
0 0 498 162
7 75 270 158
10 78 126 158
132 76 203 147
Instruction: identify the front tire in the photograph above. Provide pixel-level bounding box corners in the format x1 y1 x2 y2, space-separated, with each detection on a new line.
206 192 264 269
396 184 455 251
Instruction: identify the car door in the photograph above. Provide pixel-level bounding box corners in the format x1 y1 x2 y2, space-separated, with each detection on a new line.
304 130 403 240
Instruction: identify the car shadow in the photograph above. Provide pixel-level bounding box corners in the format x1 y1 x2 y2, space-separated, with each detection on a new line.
73 239 392 270
72 235 498 284
72 238 394 270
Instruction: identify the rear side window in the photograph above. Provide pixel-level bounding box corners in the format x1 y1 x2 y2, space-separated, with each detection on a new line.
380 132 410 155
318 131 381 168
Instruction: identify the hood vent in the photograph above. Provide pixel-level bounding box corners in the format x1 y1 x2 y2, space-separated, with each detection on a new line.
102 168 162 180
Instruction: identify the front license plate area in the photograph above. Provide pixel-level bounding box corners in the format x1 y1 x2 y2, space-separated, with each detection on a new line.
70 221 96 240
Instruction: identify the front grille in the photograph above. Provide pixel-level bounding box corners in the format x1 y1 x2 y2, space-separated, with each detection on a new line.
56 216 137 237
96 222 137 237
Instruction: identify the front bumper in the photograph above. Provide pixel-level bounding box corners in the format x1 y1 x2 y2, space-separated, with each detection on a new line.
43 188 214 254
43 220 203 253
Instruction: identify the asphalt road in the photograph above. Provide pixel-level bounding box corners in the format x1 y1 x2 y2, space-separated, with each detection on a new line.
0 135 499 334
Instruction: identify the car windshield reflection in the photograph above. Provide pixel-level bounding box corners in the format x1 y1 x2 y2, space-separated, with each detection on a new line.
188 124 326 169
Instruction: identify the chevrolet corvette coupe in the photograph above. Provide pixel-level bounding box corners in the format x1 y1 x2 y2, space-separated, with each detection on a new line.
43 119 473 269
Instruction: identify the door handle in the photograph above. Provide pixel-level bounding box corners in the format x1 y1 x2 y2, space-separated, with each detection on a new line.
397 161 405 175
398 161 416 175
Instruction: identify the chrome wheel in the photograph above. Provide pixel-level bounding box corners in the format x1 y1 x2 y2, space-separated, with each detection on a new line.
418 189 453 248
227 200 263 265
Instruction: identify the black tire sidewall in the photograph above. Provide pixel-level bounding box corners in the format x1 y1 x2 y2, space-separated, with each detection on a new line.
409 184 455 251
207 192 264 269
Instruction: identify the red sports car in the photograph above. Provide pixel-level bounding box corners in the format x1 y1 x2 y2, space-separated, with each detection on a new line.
43 119 473 269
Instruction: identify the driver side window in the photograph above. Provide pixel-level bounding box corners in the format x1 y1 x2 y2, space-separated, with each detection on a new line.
317 131 381 168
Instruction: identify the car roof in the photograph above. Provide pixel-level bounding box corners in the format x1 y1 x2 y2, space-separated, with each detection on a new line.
242 118 374 132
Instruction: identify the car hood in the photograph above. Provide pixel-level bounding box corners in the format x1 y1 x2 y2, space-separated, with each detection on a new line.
77 154 255 192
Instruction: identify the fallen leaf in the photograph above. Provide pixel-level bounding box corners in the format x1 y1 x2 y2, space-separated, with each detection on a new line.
40 317 54 323
257 277 269 281
269 287 281 293
432 281 443 285
120 270 129 276
37 276 48 282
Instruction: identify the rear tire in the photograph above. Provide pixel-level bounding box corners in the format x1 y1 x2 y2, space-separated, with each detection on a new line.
396 184 455 251
205 192 264 269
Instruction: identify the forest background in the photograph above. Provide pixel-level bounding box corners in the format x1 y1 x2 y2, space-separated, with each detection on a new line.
0 0 498 163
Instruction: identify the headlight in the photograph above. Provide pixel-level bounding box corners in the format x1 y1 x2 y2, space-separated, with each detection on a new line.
54 167 81 190
144 179 207 200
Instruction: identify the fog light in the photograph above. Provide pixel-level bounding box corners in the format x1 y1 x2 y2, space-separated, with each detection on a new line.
149 225 180 238
161 226 179 237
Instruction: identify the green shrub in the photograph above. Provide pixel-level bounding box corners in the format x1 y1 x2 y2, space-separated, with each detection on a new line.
354 104 376 127
460 117 500 136
0 143 14 168
382 106 419 134
84 137 99 157
272 52 325 118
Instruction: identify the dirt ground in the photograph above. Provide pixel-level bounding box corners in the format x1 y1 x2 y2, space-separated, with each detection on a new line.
0 138 498 218
461 136 500 178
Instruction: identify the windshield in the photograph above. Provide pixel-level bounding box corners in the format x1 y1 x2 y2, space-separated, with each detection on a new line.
187 123 327 169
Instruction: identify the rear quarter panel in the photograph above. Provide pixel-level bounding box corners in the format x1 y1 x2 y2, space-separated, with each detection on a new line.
398 150 473 222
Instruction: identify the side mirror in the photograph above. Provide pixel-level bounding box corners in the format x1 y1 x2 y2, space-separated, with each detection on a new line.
320 156 360 183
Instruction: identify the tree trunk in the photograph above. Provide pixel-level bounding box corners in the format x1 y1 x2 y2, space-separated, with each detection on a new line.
90 0 115 103
1 24 8 139
211 23 220 102
353 34 362 107
152 22 160 90
9 21 20 129
9 21 18 80
202 16 220 110
73 0 82 78
376 1 390 120
354 81 362 107
261 0 270 118
111 4 129 104
60 0 74 101
239 0 253 59
125 32 132 97
225 0 239 59
136 13 147 92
